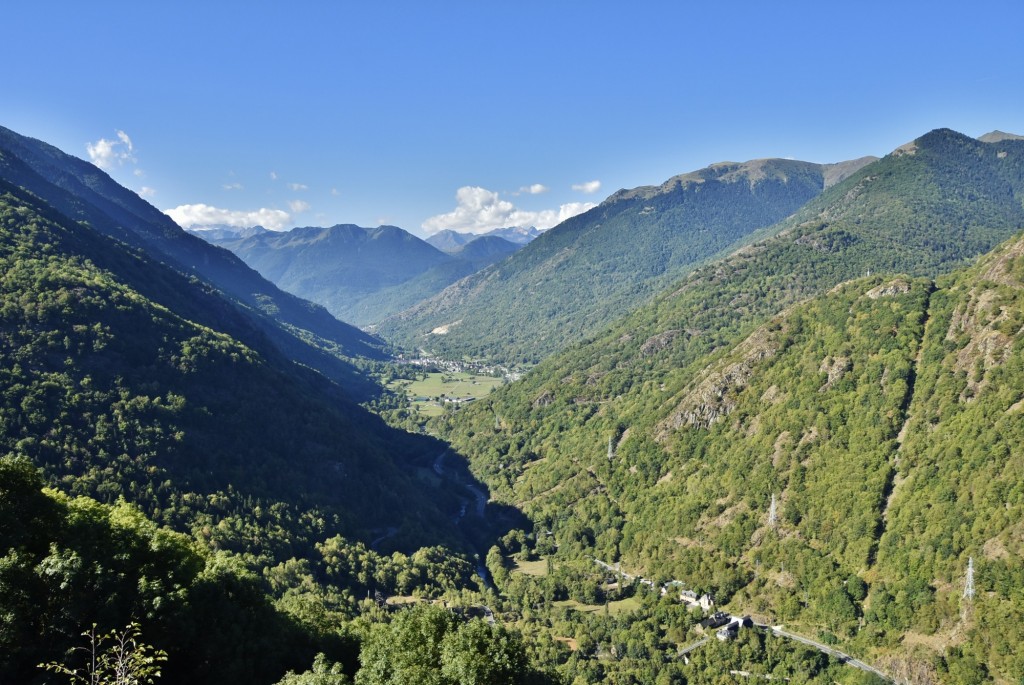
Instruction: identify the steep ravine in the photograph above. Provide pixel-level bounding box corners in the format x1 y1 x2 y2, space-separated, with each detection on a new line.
866 280 936 570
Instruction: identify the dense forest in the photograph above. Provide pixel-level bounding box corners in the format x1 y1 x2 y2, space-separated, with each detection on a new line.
432 130 1024 682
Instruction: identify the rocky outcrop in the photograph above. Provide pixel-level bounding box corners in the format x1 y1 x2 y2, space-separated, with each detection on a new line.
640 329 680 356
818 356 851 392
865 279 912 299
658 324 781 436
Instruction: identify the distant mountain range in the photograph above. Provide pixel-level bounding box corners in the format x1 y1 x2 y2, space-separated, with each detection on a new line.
194 223 523 326
0 125 481 540
4 121 1024 683
0 130 499 683
425 226 542 252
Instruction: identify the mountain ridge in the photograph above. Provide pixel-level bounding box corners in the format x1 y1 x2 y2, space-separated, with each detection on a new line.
0 125 387 396
378 157 840 363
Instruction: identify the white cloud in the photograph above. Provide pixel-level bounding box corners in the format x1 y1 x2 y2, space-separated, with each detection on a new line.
330 187 340 196
86 129 137 169
134 168 145 177
288 199 311 213
520 183 549 195
139 186 157 198
572 179 602 194
270 171 278 180
163 203 292 231
422 186 596 235
223 182 244 191
288 182 308 191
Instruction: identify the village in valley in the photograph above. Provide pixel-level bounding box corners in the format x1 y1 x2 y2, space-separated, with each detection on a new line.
387 353 524 417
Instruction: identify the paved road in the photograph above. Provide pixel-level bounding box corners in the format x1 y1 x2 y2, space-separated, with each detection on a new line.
762 625 890 682
433 449 448 475
677 637 709 656
369 526 398 550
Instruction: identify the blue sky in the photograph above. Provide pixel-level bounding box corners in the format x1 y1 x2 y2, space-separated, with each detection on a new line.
3 1 1023 236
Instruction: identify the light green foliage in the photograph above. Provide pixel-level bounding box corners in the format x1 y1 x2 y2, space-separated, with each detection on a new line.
440 620 529 685
355 605 456 685
39 622 167 685
435 131 1024 681
275 654 351 685
6 126 1024 683
355 604 536 685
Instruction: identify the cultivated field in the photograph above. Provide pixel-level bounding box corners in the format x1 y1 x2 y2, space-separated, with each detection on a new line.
389 372 504 417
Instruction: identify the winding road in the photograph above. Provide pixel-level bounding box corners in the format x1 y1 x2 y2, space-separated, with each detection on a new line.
434 449 488 523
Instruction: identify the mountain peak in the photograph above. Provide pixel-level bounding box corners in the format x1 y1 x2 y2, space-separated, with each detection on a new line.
891 128 975 157
978 130 1024 143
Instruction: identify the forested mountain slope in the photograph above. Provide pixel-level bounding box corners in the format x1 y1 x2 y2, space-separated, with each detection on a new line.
0 126 385 395
378 157 867 364
0 172 540 684
874 236 1024 679
0 178 474 564
436 129 1024 681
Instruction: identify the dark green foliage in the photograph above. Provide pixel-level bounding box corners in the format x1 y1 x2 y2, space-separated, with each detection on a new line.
0 142 552 683
0 182 467 563
6 123 1024 683
0 458 349 685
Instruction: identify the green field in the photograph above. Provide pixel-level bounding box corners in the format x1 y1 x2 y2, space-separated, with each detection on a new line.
510 557 549 577
389 371 505 417
552 597 642 616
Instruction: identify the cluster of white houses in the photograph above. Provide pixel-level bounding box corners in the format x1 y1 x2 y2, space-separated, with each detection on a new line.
699 612 755 641
593 559 754 641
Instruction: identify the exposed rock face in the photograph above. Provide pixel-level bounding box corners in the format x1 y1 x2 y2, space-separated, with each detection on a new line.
641 329 680 356
658 324 782 435
865 279 912 299
946 242 1024 401
533 390 555 408
818 356 851 392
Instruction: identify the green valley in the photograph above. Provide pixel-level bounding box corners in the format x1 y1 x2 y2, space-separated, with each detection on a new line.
3 125 1024 684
